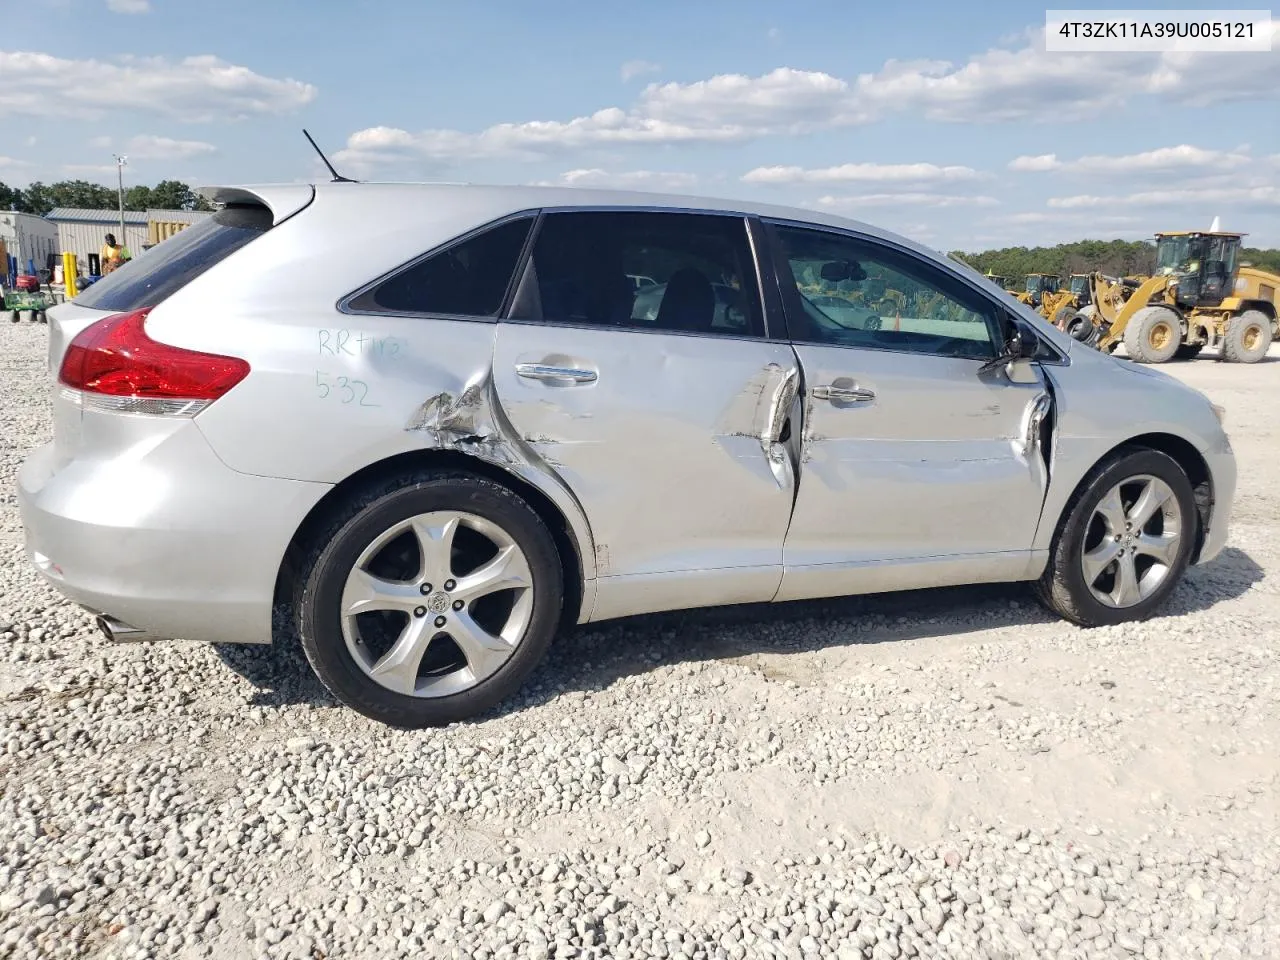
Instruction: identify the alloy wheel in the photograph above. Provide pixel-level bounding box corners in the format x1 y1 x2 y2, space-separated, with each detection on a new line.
340 510 534 698
1080 475 1183 609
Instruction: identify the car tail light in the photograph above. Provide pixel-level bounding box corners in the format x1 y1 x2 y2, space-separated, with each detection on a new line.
58 308 250 416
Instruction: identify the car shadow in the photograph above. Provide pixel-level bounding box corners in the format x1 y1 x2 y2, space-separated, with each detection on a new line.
214 546 1265 715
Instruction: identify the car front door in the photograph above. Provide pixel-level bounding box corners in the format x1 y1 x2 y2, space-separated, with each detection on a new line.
492 210 801 620
764 221 1053 602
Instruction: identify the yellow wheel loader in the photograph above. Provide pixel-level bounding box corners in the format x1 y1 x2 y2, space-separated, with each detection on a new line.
1084 231 1278 364
1015 273 1062 309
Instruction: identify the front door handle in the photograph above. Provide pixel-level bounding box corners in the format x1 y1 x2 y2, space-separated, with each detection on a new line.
515 363 598 385
811 384 875 403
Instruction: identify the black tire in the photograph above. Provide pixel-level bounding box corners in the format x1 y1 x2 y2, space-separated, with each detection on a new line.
1221 310 1272 363
1033 447 1196 627
1051 305 1077 331
1123 306 1181 364
296 470 564 727
1174 343 1203 360
1065 314 1093 342
8 310 17 324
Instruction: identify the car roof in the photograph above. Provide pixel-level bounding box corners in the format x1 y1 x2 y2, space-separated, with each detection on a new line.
214 179 953 265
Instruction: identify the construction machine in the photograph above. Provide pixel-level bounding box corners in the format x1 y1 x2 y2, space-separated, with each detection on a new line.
1085 230 1278 363
1015 273 1061 308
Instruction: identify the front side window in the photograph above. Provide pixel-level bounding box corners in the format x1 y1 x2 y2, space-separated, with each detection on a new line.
347 216 533 317
772 224 999 360
510 211 763 337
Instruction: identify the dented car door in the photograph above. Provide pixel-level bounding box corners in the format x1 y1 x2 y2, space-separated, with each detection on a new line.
762 222 1052 602
491 210 800 619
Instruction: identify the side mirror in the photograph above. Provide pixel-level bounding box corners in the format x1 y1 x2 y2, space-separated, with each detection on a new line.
980 320 1040 381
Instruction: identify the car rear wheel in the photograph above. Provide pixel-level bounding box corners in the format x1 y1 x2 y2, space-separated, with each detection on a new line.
297 471 563 727
1034 448 1196 627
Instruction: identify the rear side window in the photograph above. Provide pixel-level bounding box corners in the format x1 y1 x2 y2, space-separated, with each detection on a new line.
345 216 533 317
509 211 763 337
74 204 274 312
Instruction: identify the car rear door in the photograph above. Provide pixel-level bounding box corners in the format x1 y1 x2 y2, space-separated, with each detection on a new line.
491 209 800 620
763 220 1053 602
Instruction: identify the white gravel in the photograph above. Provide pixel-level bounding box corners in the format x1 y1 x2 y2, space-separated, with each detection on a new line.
2 321 1278 960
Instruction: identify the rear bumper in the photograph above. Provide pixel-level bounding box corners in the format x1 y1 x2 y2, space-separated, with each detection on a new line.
17 424 331 645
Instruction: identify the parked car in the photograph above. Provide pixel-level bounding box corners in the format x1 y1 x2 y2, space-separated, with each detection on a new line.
19 183 1236 727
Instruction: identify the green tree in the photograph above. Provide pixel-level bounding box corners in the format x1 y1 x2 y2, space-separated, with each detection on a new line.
148 179 198 210
949 240 1160 280
1242 247 1280 273
0 181 20 211
48 179 116 209
17 182 54 215
124 185 154 211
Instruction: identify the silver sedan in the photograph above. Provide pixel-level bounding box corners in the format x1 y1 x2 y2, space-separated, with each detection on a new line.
18 183 1236 727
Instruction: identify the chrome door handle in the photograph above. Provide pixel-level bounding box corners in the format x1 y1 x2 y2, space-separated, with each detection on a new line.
811 384 875 403
515 363 597 384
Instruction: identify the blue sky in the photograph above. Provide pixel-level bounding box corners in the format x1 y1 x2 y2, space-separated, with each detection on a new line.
2 0 1278 248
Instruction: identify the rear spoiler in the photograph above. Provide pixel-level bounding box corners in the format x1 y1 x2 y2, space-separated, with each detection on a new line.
196 183 316 226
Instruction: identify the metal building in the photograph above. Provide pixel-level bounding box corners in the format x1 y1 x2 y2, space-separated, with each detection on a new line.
0 211 59 276
46 208 149 264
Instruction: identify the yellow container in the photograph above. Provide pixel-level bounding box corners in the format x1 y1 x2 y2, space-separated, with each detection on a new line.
63 252 78 299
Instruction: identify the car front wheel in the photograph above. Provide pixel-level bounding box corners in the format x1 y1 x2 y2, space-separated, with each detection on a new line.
297 471 564 727
1034 448 1196 627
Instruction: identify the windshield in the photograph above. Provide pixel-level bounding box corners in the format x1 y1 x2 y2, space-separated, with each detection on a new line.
1069 275 1089 296
1155 236 1195 275
74 204 274 312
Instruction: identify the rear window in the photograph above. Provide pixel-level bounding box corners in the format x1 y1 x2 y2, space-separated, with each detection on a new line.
73 203 274 312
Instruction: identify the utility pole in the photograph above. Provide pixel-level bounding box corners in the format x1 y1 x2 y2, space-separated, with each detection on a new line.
113 154 127 242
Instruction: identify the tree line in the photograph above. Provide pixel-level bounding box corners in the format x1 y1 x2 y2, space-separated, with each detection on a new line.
0 179 213 215
950 239 1280 280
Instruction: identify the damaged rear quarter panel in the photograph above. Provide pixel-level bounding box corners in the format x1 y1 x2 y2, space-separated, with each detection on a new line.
191 313 600 585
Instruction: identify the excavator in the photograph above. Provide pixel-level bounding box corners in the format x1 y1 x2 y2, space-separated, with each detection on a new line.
1070 226 1278 364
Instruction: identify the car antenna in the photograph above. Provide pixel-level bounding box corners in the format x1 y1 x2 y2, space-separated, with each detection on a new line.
302 128 358 183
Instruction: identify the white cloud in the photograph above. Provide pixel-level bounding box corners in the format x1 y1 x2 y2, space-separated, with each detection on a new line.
1008 154 1060 172
816 193 1000 209
0 51 317 122
997 212 1142 226
620 59 660 82
0 155 32 171
88 135 113 148
1011 144 1252 175
1049 186 1280 209
336 25 1279 171
533 168 697 190
639 68 868 130
107 0 150 12
743 162 983 185
124 134 217 159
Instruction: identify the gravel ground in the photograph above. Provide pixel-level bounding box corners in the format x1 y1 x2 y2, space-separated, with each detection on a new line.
2 320 1278 960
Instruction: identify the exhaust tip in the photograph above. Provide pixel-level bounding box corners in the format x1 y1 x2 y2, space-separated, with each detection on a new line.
96 615 162 644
